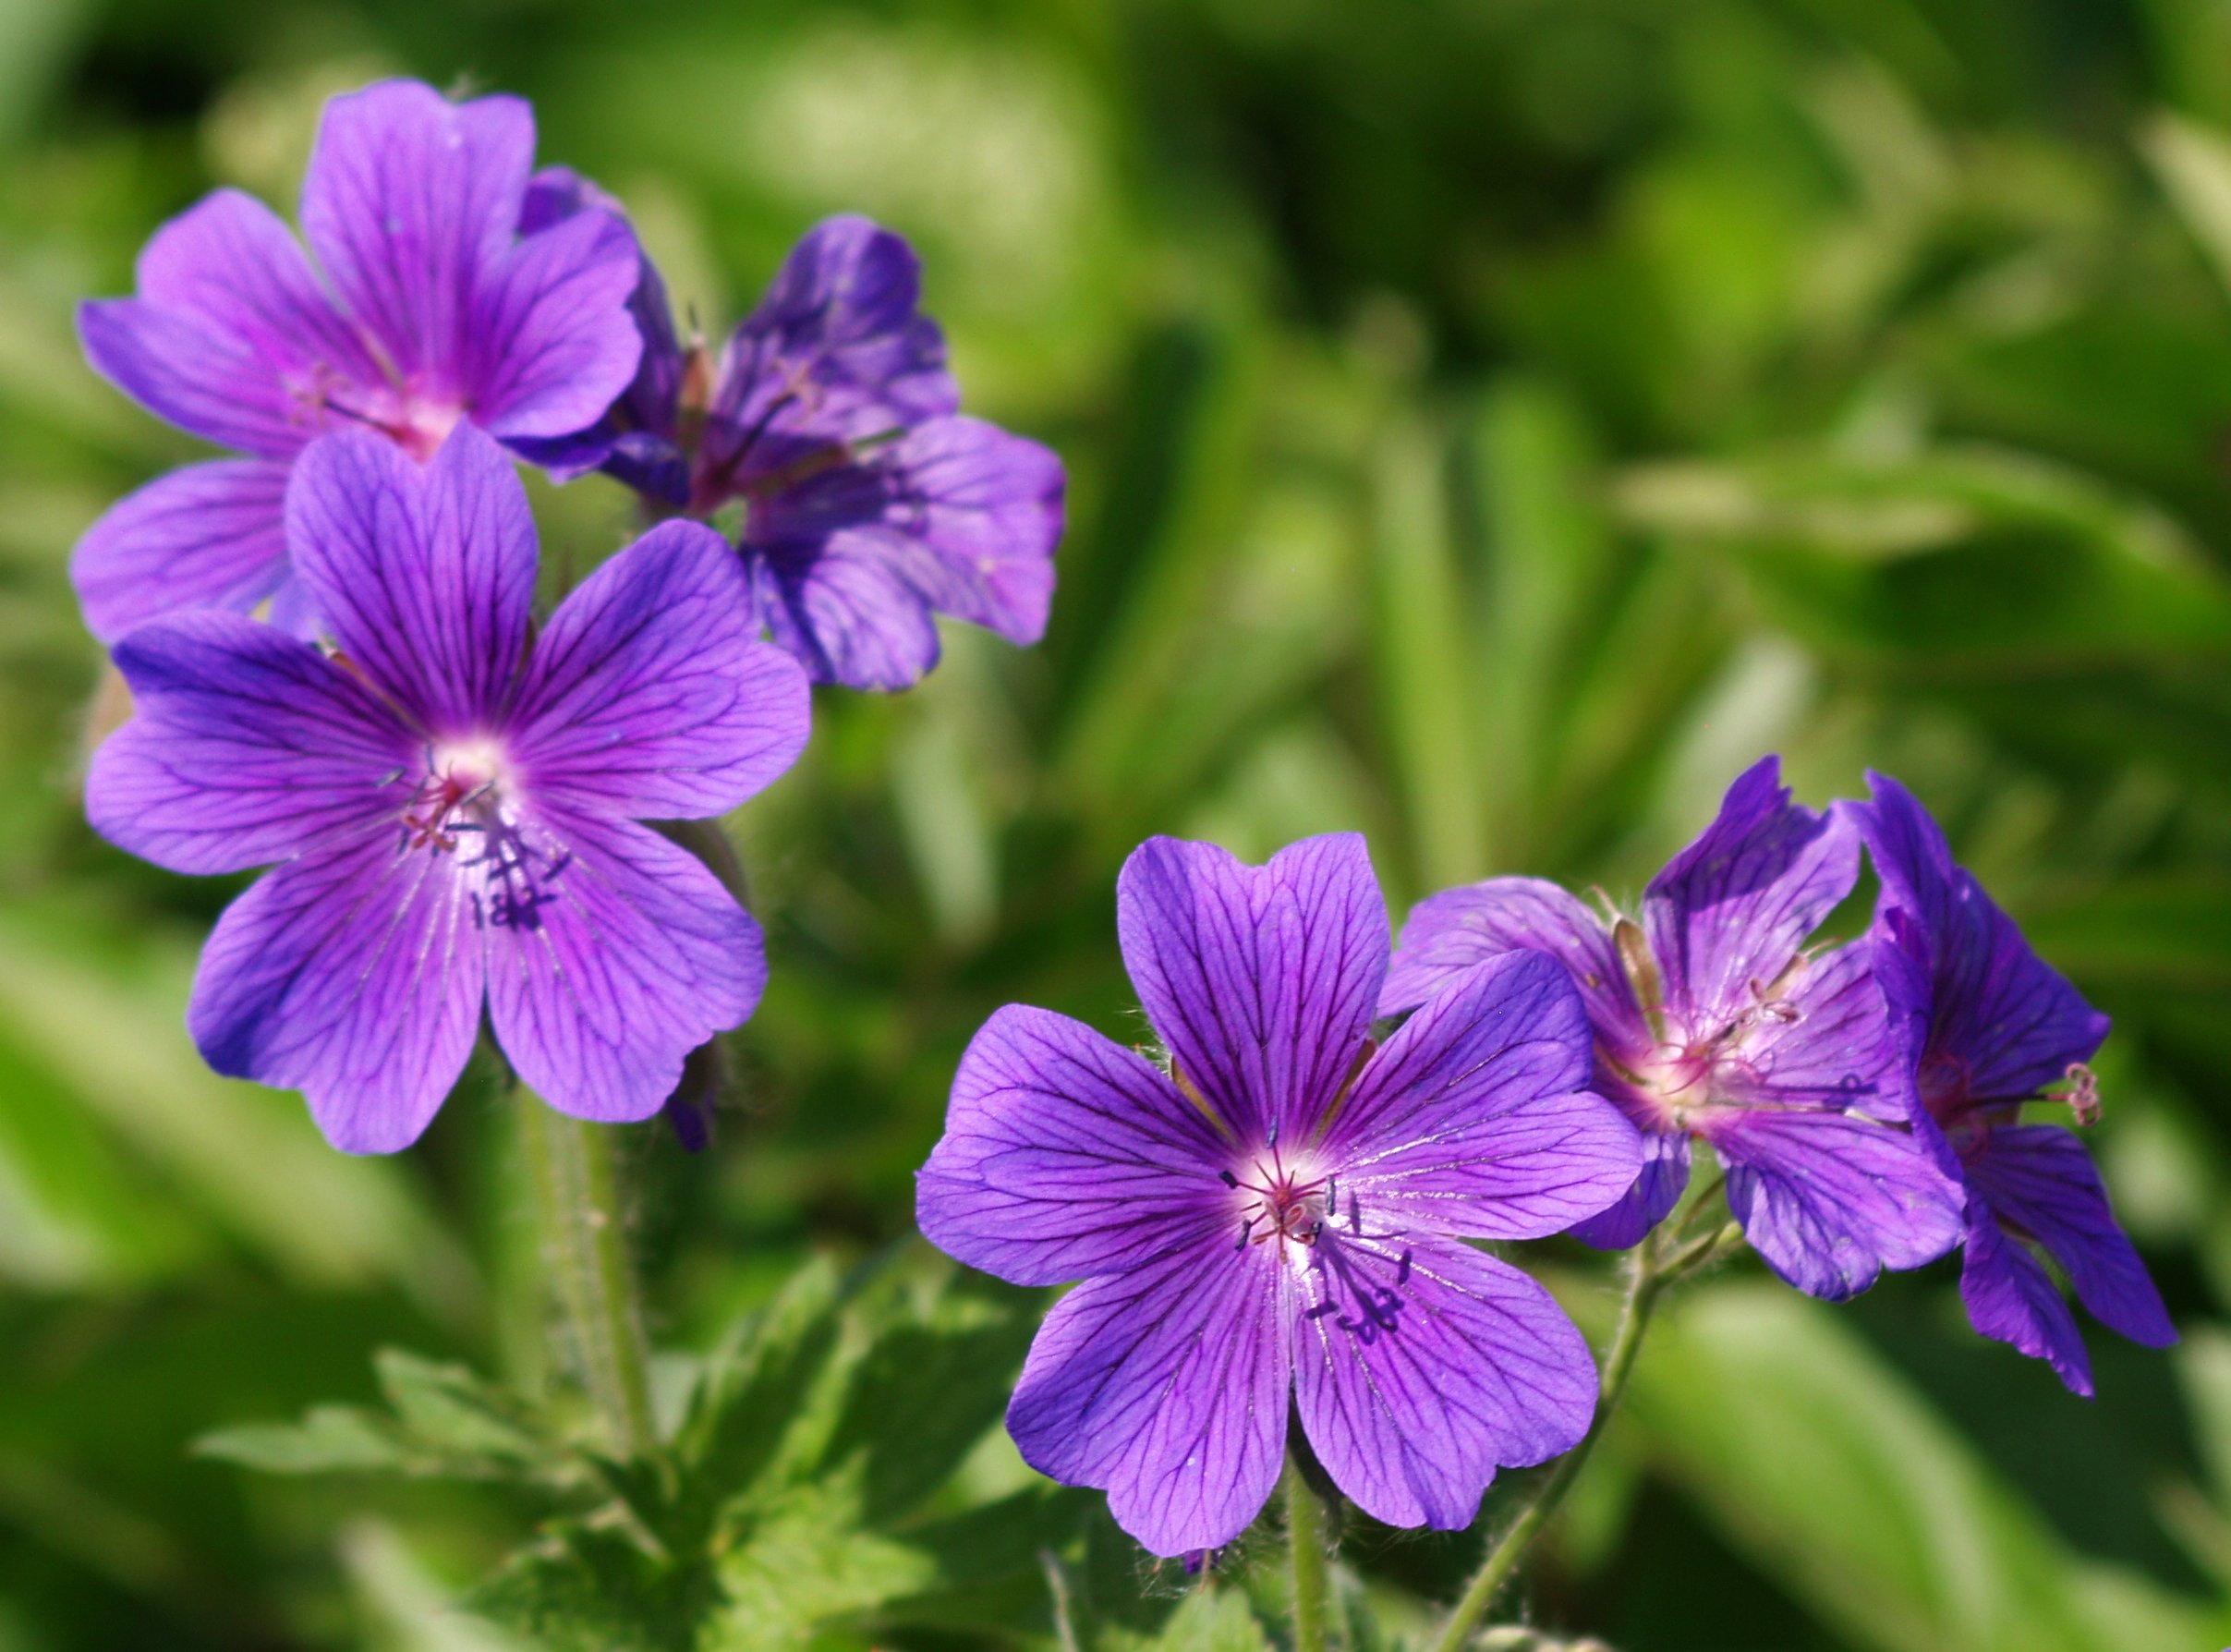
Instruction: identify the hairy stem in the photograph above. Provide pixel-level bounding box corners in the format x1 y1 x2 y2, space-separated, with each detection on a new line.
1286 1452 1331 1652
518 1097 661 1465
1429 1224 1733 1652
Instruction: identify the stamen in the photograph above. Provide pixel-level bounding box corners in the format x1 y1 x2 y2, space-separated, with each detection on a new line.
2056 1063 2102 1127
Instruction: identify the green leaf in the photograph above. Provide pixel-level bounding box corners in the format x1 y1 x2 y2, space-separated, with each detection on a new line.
1099 1587 1272 1652
194 1406 412 1476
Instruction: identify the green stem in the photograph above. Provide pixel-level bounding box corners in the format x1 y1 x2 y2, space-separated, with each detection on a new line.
1428 1224 1732 1652
518 1096 660 1465
1285 1453 1331 1652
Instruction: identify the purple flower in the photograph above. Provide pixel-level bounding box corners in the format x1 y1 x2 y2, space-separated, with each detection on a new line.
522 197 1063 691
85 424 809 1153
1849 773 2176 1394
1383 756 1964 1301
72 79 643 645
916 832 1642 1556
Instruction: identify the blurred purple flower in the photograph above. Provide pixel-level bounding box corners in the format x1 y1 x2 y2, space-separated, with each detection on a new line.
1383 756 1963 1301
916 832 1641 1556
72 79 643 645
85 425 809 1153
1849 772 2176 1395
522 191 1064 691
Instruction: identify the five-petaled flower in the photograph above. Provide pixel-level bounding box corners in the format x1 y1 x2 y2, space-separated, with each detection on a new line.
1849 772 2176 1394
85 424 809 1153
72 79 643 645
1382 756 1963 1301
915 832 1642 1556
522 185 1064 692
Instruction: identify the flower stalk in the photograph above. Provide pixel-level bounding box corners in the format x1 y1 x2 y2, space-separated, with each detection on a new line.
1286 1452 1332 1652
519 1095 661 1466
1428 1220 1737 1652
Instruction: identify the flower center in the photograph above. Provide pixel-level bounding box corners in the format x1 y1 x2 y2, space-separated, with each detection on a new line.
291 366 465 463
401 737 509 856
1219 1145 1339 1267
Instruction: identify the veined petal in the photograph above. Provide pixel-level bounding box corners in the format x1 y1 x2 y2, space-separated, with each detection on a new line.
748 537 942 690
917 1005 1234 1287
1966 1125 2176 1349
188 831 483 1154
1324 951 1641 1240
1643 756 1858 1032
467 205 644 441
1115 833 1388 1148
287 426 535 734
1960 1202 2093 1397
1007 1235 1291 1557
1847 774 2109 1100
1381 877 1651 1056
709 215 956 471
1294 1232 1594 1531
89 611 413 874
748 416 1064 669
78 189 372 459
1567 1127 1691 1249
510 520 808 819
300 79 534 384
1711 1108 1963 1300
483 808 765 1124
71 459 293 644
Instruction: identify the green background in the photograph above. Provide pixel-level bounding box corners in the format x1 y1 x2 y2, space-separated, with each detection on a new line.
2 0 2229 1647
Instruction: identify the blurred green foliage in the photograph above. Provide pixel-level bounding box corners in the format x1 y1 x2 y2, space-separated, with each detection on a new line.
4 0 2231 1646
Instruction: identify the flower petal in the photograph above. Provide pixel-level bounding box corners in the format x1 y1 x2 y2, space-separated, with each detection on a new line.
1324 950 1641 1240
483 808 764 1124
1965 1124 2176 1349
1643 756 1857 1032
1007 1236 1291 1556
1716 941 1910 1124
747 415 1064 677
286 425 535 733
188 832 483 1153
709 215 957 468
1566 1127 1691 1249
467 204 644 440
748 535 942 690
71 459 294 644
299 79 534 383
1847 773 2109 1100
1115 833 1388 1148
1381 876 1650 1055
88 611 413 874
78 189 372 459
1710 1108 1963 1300
509 519 808 819
1960 1201 2093 1397
917 1005 1234 1287
1294 1231 1594 1530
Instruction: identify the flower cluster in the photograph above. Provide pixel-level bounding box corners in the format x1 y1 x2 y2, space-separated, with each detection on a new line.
73 78 1064 1150
917 760 2172 1555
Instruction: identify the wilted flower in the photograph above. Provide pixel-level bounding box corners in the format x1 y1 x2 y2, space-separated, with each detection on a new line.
917 832 1641 1556
1383 757 1962 1301
86 425 808 1152
73 79 642 644
524 191 1063 691
1850 773 2176 1394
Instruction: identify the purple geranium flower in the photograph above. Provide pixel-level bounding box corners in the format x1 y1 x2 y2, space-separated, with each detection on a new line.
522 187 1063 691
1849 773 2176 1394
71 79 642 645
85 424 809 1153
916 832 1642 1556
1382 756 1963 1301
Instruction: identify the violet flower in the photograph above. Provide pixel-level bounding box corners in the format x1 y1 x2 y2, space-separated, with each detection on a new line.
1383 757 1963 1301
1849 773 2176 1394
72 79 643 645
916 832 1642 1556
85 425 809 1153
522 188 1063 692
